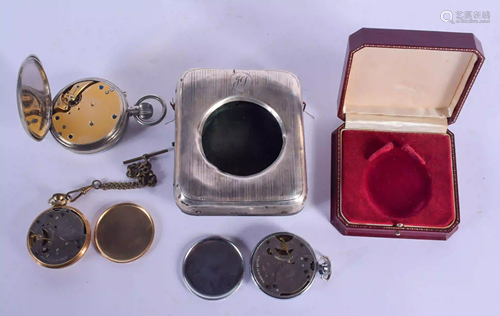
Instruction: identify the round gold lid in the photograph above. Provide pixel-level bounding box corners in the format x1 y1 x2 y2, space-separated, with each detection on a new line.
94 203 154 263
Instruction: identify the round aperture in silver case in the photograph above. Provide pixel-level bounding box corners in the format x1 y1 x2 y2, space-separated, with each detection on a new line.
250 232 331 299
201 98 285 177
182 237 245 300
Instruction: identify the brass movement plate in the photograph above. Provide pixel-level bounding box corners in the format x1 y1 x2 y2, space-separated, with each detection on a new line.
94 203 154 263
52 81 122 145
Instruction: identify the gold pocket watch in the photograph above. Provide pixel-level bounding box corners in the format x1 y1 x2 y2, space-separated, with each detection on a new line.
27 150 167 268
28 198 92 269
17 55 167 153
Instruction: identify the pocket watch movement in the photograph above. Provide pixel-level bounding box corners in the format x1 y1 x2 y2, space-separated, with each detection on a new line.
250 232 331 299
17 55 167 154
27 195 91 269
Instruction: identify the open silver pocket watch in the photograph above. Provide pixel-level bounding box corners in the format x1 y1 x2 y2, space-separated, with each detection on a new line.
182 232 331 300
17 55 167 154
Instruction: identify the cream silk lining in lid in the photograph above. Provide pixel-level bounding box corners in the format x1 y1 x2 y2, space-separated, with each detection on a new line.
345 113 448 134
343 47 478 133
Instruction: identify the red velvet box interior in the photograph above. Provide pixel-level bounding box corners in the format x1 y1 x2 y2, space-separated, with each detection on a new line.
331 28 485 239
341 129 455 227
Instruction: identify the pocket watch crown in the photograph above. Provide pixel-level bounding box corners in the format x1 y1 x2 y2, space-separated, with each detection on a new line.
48 193 68 206
138 102 154 120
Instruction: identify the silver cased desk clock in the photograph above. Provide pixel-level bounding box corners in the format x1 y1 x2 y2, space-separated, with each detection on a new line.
174 69 307 215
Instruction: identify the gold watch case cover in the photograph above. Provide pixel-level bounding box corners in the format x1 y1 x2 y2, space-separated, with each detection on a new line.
27 198 154 269
94 203 155 263
17 55 167 154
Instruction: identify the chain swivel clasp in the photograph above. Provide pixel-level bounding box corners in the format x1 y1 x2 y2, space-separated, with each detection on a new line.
65 184 95 203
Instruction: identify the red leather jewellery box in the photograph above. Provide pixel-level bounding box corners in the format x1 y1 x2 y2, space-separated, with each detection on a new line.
331 28 484 240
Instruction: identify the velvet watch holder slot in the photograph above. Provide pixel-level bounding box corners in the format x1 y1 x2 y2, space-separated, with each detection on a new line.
331 28 484 240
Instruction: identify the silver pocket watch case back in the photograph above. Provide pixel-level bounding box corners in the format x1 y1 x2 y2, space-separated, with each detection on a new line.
182 237 245 300
174 69 308 216
17 55 167 154
182 233 331 300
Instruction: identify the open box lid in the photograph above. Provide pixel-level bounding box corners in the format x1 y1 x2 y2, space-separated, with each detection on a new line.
337 28 485 130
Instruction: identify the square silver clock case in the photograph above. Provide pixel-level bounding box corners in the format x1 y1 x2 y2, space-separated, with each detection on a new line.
174 69 307 216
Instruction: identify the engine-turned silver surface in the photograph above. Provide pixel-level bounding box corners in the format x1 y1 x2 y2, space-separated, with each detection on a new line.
174 69 307 216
